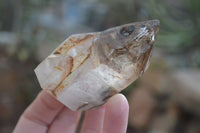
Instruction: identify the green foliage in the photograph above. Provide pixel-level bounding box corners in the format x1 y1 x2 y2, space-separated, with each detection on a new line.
141 0 200 53
1 0 199 66
86 0 200 57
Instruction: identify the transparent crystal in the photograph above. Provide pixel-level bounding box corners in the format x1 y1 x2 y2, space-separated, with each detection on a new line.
35 20 160 111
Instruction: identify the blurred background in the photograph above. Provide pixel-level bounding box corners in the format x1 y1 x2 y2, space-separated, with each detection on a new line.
0 0 200 132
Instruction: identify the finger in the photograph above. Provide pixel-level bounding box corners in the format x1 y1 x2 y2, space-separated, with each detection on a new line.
81 105 106 133
48 107 81 133
103 94 129 133
13 90 64 133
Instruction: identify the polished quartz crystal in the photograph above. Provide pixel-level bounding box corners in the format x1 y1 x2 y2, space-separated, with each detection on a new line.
35 20 160 111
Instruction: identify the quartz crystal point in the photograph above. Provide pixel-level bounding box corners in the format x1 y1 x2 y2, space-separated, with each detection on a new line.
35 20 160 111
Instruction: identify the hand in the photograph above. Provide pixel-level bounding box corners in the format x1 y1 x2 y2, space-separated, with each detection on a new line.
13 90 129 133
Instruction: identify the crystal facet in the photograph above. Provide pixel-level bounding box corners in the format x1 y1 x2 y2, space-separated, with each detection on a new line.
35 20 160 111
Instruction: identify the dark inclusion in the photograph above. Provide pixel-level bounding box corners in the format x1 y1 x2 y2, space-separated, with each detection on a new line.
120 25 135 37
101 87 118 102
54 51 60 55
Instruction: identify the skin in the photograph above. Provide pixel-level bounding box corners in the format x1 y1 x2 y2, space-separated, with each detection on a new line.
14 20 159 132
13 90 129 133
